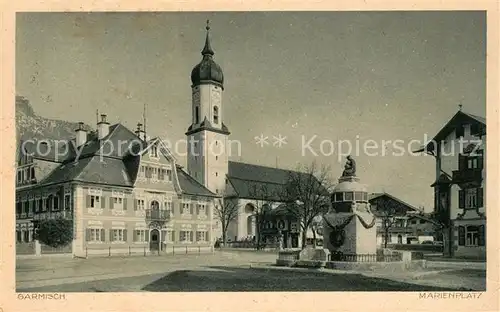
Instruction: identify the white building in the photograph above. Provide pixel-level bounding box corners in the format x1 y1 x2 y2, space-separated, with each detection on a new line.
415 109 486 259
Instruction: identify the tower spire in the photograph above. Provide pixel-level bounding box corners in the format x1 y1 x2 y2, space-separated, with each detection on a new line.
201 19 214 56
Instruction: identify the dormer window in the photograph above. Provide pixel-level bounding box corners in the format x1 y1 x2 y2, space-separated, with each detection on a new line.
213 106 219 124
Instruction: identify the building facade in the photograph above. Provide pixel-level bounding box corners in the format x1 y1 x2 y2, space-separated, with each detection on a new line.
415 109 486 259
367 193 437 246
15 22 328 255
16 121 218 257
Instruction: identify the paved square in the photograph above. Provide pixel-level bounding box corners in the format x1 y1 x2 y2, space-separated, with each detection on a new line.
17 251 485 292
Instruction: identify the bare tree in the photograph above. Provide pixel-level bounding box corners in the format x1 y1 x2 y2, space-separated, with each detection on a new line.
310 215 323 248
214 196 240 247
281 161 332 249
377 207 398 248
247 183 276 250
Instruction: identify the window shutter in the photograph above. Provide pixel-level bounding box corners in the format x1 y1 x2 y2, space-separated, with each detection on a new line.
86 195 91 208
478 153 484 169
205 206 209 216
134 199 138 211
458 190 465 209
172 231 175 242
123 229 128 242
123 198 127 210
190 204 194 215
477 187 484 208
458 154 466 171
196 204 200 215
478 225 485 246
190 231 194 242
161 230 167 242
86 229 90 242
133 230 137 242
171 202 175 215
109 197 114 209
145 231 150 242
458 226 465 246
101 229 105 242
101 196 106 209
109 229 113 242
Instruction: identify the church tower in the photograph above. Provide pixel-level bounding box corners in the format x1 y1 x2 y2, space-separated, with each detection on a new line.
186 21 230 195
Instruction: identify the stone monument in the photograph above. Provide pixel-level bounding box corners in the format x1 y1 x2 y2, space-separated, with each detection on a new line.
323 156 377 257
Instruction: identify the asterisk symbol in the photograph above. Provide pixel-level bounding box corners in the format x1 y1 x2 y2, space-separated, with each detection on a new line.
254 134 269 148
273 134 287 148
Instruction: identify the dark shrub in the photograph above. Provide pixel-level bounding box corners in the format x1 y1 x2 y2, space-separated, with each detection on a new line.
37 217 73 248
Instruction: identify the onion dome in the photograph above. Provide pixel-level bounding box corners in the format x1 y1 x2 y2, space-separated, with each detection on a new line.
190 20 224 88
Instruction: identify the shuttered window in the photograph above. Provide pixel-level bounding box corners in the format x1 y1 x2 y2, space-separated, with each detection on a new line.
477 187 484 208
478 225 485 247
458 226 465 246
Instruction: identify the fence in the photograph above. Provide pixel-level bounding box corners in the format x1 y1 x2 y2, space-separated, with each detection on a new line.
41 244 72 254
329 253 402 262
84 245 214 258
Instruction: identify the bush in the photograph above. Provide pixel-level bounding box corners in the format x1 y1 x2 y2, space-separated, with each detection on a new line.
36 217 73 248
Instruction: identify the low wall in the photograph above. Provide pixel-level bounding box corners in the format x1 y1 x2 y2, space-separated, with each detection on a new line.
325 260 427 272
84 245 214 257
387 244 443 253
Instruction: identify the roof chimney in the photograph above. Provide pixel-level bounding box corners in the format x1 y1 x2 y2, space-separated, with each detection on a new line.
135 122 147 141
97 114 110 140
75 122 87 147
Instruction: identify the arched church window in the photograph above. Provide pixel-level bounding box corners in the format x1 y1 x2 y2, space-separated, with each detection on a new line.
195 106 199 124
213 106 219 124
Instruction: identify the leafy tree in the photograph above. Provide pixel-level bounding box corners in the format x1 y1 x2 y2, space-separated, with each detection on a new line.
36 217 73 248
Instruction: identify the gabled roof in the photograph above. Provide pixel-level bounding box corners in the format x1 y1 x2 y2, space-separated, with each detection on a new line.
175 165 217 197
39 156 133 187
368 192 420 217
430 172 452 187
18 123 214 197
413 110 486 154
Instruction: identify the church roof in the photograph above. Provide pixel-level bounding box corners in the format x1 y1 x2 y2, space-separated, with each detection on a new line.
226 161 328 201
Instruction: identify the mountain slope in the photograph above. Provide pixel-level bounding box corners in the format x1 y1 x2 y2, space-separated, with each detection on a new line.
16 95 93 143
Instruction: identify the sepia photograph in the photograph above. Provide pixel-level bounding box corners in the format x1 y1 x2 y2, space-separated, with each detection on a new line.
6 7 495 305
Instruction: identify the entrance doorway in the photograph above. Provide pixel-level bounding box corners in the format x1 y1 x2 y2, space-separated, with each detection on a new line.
150 229 160 251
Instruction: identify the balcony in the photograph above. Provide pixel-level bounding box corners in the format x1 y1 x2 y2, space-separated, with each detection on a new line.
452 169 483 184
146 209 170 222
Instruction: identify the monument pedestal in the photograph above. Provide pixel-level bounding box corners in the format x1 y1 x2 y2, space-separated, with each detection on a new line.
323 162 377 257
339 212 377 255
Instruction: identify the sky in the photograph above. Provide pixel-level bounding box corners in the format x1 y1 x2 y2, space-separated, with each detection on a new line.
16 11 486 210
